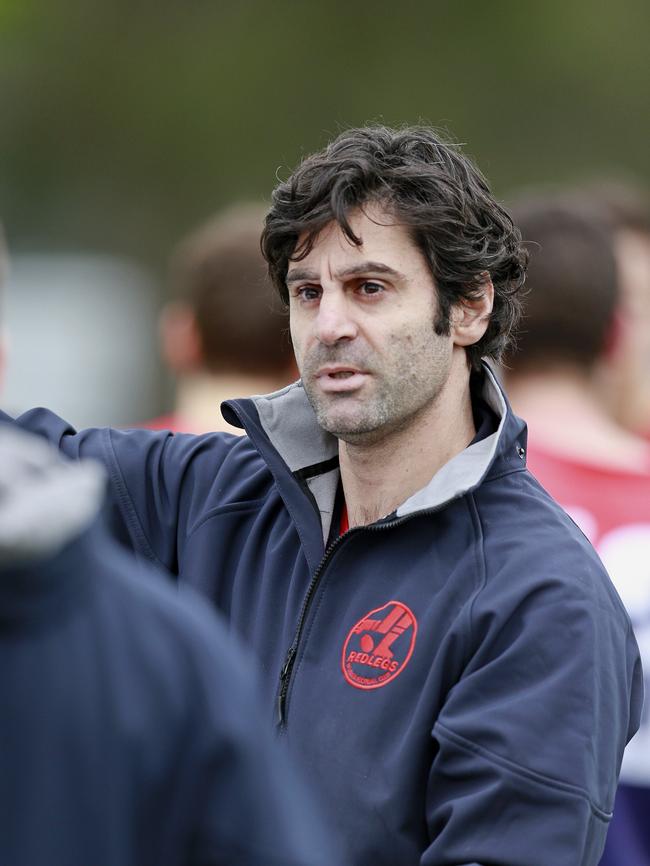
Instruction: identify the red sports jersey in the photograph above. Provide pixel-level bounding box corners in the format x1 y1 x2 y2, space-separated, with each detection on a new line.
142 413 191 433
527 443 650 548
527 440 650 866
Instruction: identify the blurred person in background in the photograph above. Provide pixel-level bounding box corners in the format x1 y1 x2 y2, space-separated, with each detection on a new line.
503 196 650 866
589 183 650 440
0 230 339 866
149 203 296 433
0 126 642 866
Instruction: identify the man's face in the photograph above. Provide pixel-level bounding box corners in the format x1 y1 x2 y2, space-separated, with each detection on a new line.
287 204 456 445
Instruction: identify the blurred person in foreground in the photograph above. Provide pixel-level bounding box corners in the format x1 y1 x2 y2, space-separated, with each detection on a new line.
149 204 296 433
1 127 642 866
0 429 340 866
502 195 650 866
0 233 339 866
589 183 650 439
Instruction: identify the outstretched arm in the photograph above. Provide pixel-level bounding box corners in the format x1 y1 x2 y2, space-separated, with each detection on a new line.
0 407 237 573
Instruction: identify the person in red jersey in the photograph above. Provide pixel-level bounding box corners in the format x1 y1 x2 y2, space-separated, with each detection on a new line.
588 183 650 440
503 194 650 866
149 204 296 433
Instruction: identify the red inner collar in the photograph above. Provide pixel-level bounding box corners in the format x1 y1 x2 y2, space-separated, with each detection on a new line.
340 502 349 535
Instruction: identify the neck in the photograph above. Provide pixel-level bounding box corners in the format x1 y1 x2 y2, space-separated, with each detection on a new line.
339 349 476 527
175 371 292 434
505 366 650 471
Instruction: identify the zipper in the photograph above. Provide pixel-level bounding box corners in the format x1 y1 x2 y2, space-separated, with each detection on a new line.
276 514 415 726
277 646 297 724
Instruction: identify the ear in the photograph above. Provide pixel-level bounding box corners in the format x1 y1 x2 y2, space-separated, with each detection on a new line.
601 308 627 362
451 276 494 347
158 301 204 374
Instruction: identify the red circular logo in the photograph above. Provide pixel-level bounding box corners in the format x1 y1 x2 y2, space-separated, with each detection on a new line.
341 600 417 690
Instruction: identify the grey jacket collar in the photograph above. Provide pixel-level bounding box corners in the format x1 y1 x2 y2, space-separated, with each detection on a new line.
237 363 509 540
397 365 507 518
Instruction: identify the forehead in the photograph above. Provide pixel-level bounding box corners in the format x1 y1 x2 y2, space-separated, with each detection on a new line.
292 204 426 275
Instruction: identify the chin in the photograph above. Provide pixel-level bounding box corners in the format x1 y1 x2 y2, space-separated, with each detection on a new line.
318 413 385 445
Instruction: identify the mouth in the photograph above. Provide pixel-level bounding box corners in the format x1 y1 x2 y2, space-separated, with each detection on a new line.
316 365 364 377
325 370 356 379
314 366 369 393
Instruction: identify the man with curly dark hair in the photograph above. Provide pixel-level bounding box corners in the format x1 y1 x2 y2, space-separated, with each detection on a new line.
1 126 642 866
262 126 527 526
264 126 525 369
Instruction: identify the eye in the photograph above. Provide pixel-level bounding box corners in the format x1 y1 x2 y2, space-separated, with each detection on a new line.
358 281 385 297
294 285 322 303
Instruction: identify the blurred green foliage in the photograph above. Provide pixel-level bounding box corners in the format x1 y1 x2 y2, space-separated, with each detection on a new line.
1 0 648 282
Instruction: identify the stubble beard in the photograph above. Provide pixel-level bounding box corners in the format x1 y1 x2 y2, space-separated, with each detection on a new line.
301 324 452 446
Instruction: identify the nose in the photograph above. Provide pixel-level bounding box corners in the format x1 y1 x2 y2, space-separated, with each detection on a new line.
314 290 358 346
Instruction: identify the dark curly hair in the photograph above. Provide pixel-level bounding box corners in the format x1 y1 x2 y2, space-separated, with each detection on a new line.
262 125 527 369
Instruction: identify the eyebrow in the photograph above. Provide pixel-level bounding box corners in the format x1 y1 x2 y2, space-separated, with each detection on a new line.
286 261 403 284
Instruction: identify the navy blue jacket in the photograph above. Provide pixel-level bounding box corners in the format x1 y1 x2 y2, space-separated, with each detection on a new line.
0 428 340 866
6 365 643 866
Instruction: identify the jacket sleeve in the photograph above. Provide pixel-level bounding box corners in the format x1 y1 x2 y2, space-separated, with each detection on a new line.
0 408 237 572
421 541 643 866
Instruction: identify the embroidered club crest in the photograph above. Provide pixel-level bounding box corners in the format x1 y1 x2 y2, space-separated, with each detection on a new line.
342 600 417 689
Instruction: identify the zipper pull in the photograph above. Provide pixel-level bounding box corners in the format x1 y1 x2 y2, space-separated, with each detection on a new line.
277 645 296 725
280 645 296 679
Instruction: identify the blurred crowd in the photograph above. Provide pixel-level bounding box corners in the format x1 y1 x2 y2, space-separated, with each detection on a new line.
0 175 649 865
503 181 650 866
